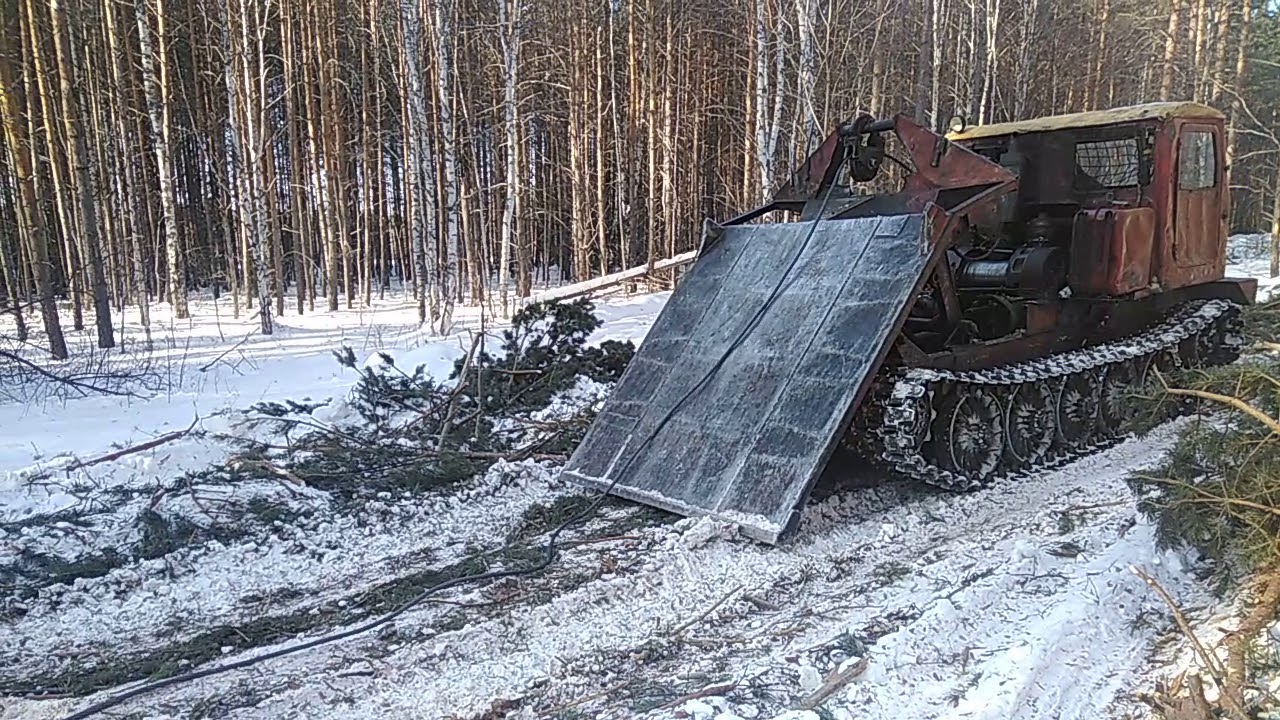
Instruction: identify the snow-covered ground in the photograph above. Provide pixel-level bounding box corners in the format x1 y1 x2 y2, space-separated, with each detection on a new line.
0 237 1273 720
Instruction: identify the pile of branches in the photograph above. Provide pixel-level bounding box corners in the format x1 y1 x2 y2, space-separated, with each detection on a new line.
0 334 168 404
241 298 635 499
1128 301 1280 719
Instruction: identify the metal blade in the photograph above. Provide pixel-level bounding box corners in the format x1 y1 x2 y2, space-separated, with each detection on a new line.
562 213 933 543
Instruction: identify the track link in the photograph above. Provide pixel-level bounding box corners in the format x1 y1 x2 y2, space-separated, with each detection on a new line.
863 299 1245 491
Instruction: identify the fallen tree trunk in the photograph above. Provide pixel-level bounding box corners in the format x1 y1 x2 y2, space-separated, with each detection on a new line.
527 251 697 305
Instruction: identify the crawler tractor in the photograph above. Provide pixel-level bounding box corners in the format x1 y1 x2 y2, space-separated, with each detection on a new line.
563 102 1257 544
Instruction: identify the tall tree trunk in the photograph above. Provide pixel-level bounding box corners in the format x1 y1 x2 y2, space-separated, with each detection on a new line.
1209 1 1232 106
1271 159 1280 278
914 0 930 123
135 0 189 319
498 0 521 314
51 0 113 348
228 0 273 334
980 0 998 121
401 0 437 325
1013 0 1038 118
1160 0 1184 101
281 0 308 315
433 0 459 333
102 0 150 344
928 0 943 128
595 25 608 277
795 0 821 150
23 0 83 332
1225 0 1251 172
755 0 785 200
1092 0 1111 111
0 38 67 358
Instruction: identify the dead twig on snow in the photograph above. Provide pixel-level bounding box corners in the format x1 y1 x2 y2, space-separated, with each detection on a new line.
657 680 739 710
23 417 200 486
668 585 744 638
1131 565 1249 720
797 656 870 710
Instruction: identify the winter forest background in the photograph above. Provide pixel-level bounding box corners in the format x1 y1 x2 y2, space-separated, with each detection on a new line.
0 0 1279 360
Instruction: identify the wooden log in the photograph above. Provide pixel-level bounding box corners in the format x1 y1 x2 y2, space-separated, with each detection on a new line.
525 251 697 305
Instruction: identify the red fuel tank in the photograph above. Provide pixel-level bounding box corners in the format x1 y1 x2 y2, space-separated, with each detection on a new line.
1068 207 1155 296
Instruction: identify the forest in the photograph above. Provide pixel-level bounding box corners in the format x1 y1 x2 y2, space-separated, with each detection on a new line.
0 0 1278 359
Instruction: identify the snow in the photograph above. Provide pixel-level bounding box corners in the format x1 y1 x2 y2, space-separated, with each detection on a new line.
0 236 1275 719
1227 232 1280 301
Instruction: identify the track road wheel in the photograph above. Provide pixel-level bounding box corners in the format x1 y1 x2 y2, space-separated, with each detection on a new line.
1002 382 1054 471
1203 308 1244 366
928 385 1004 486
1178 334 1204 370
1098 359 1140 437
1055 371 1101 451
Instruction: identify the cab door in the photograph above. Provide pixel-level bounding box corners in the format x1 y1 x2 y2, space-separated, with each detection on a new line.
1172 124 1222 269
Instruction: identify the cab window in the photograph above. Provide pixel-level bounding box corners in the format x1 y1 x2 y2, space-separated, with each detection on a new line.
1178 130 1216 190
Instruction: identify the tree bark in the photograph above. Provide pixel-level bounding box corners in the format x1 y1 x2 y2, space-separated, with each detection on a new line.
1160 0 1184 101
1225 0 1251 172
0 38 67 358
433 0 459 333
135 0 189 319
401 0 437 325
498 0 521 313
51 0 114 348
1271 159 1280 279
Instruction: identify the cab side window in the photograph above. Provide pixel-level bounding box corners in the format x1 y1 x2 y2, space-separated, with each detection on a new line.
1074 138 1140 189
1178 130 1216 190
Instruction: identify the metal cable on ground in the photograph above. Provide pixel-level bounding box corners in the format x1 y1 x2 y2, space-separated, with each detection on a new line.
58 152 849 720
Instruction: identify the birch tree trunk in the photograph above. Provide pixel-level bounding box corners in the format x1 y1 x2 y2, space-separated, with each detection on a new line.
1092 0 1111 110
795 0 821 151
914 0 930 124
755 0 785 201
401 0 438 325
135 0 189 319
228 0 273 334
929 0 943 128
980 0 998 122
1191 0 1207 101
1013 0 1038 118
498 0 521 315
433 0 459 333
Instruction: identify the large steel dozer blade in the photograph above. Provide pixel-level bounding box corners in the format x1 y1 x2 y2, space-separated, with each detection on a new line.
562 212 936 544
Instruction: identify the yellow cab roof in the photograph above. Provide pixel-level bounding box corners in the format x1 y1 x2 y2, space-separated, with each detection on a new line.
945 101 1225 141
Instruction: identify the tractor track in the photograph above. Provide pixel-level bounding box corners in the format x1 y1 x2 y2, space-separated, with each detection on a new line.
867 298 1244 491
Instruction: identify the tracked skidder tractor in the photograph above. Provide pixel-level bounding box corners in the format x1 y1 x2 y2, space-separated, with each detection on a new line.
562 101 1257 544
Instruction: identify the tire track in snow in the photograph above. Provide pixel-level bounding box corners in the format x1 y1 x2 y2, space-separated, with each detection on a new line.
0 459 571 690
5 423 1206 720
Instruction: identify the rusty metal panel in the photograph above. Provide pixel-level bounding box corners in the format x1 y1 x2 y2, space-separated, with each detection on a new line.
561 213 932 544
1069 207 1155 296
